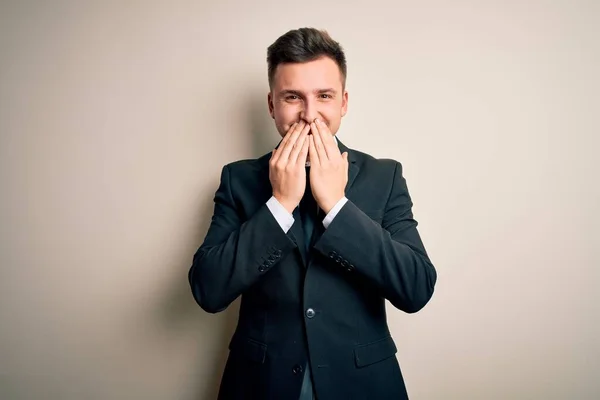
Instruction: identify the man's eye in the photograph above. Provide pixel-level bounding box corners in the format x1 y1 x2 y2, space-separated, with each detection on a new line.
319 94 333 99
286 95 299 100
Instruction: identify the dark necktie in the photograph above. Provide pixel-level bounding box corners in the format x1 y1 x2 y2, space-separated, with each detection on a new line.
299 167 317 255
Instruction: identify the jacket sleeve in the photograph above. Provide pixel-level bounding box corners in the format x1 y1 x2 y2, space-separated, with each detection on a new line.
313 161 437 313
188 164 297 313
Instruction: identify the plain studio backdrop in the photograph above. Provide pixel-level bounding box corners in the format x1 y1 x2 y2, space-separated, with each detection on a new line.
0 1 598 399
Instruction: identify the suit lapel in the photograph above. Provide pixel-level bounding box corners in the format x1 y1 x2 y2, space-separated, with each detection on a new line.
337 139 360 195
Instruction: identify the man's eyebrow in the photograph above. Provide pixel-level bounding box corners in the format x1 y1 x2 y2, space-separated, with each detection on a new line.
279 89 303 96
315 88 337 94
278 88 338 96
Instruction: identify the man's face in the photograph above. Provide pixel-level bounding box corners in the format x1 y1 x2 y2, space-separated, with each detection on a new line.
268 56 348 138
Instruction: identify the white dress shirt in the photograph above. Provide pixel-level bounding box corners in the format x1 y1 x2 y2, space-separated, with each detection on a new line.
266 135 348 233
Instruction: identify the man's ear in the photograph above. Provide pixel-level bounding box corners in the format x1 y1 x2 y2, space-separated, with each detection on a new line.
267 92 275 119
341 90 349 117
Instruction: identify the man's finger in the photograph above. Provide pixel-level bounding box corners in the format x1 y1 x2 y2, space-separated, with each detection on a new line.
290 124 310 163
279 121 306 161
317 118 340 159
296 134 310 165
271 122 297 163
308 134 321 166
311 120 329 162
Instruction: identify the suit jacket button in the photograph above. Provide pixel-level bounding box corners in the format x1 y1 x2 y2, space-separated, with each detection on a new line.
292 364 303 375
305 308 316 318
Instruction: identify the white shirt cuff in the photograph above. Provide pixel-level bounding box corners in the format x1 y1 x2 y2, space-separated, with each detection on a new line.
266 196 295 233
322 197 348 229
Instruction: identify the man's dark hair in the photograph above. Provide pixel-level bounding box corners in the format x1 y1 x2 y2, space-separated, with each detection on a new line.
267 28 347 89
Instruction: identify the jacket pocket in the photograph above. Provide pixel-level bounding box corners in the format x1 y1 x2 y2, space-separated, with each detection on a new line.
354 335 397 368
229 335 267 364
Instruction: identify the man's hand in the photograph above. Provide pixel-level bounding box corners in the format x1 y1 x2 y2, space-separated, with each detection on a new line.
308 118 349 214
270 121 310 213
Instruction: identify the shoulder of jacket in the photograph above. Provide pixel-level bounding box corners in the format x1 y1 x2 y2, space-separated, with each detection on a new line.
223 152 269 172
351 148 401 171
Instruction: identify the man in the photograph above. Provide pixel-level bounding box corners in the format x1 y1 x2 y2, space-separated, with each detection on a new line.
189 28 437 400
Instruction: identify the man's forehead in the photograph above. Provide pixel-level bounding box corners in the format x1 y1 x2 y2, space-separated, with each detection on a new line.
273 59 344 91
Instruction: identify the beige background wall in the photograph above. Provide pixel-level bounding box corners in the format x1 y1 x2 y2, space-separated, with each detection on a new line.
1 1 598 399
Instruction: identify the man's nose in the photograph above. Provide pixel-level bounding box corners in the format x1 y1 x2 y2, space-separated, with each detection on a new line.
300 99 318 124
